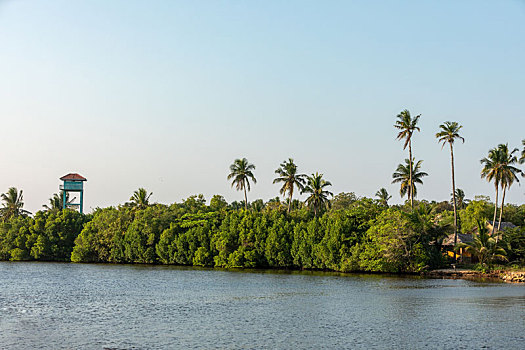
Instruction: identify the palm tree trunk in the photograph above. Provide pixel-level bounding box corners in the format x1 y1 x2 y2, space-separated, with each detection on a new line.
497 184 507 236
408 140 414 208
287 187 293 214
450 143 458 262
243 182 248 211
492 186 499 236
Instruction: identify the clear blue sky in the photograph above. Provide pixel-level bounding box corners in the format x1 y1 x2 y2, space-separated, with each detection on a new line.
1 0 524 213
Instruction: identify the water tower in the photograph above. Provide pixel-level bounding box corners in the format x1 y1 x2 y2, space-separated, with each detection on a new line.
59 173 87 213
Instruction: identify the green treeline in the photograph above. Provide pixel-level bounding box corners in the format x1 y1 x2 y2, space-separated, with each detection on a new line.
1 110 524 272
2 195 524 272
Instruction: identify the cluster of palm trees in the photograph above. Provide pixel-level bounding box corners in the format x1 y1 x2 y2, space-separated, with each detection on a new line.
227 110 525 227
1 113 524 227
392 111 464 230
392 110 466 255
392 109 525 261
227 157 333 216
481 144 523 236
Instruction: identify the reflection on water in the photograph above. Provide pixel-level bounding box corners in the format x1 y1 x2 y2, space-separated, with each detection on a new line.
0 262 524 349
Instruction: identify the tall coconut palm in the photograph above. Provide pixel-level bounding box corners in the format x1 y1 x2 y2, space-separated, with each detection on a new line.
0 187 31 220
227 158 256 210
302 172 333 217
43 191 76 211
496 144 522 232
480 147 503 235
375 188 392 207
130 188 152 209
392 158 428 202
273 158 306 213
394 109 421 208
436 121 464 259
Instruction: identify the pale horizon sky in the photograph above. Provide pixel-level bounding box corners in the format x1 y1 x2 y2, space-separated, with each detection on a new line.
1 0 525 214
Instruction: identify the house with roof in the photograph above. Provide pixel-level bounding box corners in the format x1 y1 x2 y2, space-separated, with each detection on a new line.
441 232 475 262
441 221 518 262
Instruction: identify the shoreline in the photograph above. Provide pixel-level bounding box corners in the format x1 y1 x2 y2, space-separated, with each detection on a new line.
423 268 525 283
2 260 524 283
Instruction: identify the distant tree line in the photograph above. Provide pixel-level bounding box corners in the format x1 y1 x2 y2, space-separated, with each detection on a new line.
0 191 524 272
1 109 524 272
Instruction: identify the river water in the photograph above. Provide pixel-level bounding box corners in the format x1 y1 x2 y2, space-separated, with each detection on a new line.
0 262 524 349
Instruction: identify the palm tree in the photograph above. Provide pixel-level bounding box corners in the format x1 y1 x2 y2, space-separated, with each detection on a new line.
452 188 469 209
392 158 428 202
273 158 306 213
496 144 522 232
456 220 507 267
519 140 525 164
436 121 464 260
302 172 333 217
43 192 76 211
0 187 31 220
375 188 392 207
451 188 467 236
43 193 62 211
394 109 421 208
130 188 152 209
481 146 503 236
227 158 256 210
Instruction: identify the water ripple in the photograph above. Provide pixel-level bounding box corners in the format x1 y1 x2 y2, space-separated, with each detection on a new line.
0 262 524 349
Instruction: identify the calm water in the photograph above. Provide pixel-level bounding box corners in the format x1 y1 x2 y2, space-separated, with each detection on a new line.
0 262 524 349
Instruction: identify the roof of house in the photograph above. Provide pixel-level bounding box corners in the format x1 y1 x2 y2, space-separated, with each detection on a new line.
487 221 516 231
442 233 474 246
467 221 518 235
60 173 87 181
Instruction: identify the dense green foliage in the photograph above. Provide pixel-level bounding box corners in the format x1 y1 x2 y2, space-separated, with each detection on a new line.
70 198 410 271
0 210 90 261
0 195 523 272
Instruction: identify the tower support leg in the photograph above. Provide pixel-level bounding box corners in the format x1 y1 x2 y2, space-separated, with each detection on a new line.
80 190 83 214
